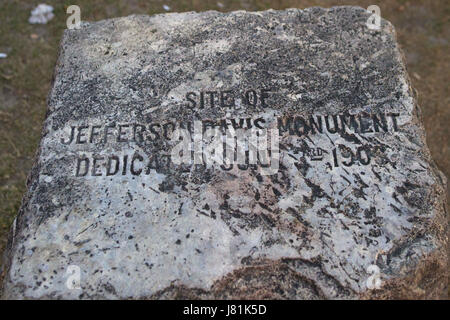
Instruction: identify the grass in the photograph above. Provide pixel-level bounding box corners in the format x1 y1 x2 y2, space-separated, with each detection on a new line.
0 0 448 291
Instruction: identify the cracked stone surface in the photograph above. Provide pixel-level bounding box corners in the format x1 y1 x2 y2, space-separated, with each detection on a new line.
1 7 447 299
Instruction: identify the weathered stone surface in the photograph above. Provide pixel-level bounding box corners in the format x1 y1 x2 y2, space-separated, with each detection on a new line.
1 7 447 299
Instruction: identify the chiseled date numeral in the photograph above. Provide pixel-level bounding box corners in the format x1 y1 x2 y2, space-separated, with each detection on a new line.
332 145 371 167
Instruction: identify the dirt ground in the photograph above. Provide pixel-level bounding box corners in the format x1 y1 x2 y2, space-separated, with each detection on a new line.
0 0 448 292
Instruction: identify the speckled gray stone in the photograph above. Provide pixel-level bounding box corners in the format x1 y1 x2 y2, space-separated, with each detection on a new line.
1 7 447 299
